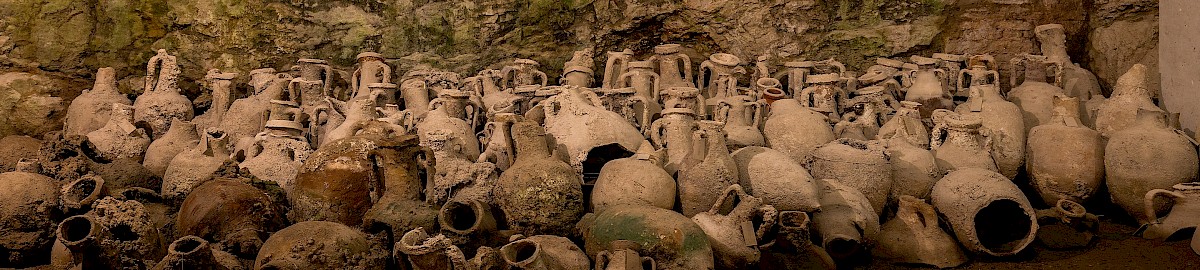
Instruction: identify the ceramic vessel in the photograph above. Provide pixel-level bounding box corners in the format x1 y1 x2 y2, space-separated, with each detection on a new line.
592 142 676 212
650 44 693 88
931 168 1038 256
595 87 652 132
176 179 287 258
876 101 929 148
759 211 837 270
350 52 392 100
221 68 292 142
873 195 967 268
52 198 167 269
763 99 835 164
698 53 745 104
65 67 132 137
134 49 194 138
289 58 334 111
903 56 953 119
955 82 1025 179
438 200 500 254
1036 24 1103 100
0 161 59 267
502 59 549 89
1008 54 1068 135
1094 64 1161 136
539 86 644 174
678 121 741 216
715 95 766 150
691 185 777 269
648 108 699 175
418 97 483 160
150 236 244 270
774 61 814 97
59 174 107 214
193 69 237 131
809 139 892 216
1143 182 1200 239
239 120 312 192
595 240 655 270
930 109 997 173
561 49 596 88
1027 96 1104 205
254 221 388 269
86 103 151 161
395 228 469 270
1106 109 1199 224
500 235 590 270
401 70 437 116
811 178 879 260
161 128 231 201
578 205 715 270
1035 199 1099 249
493 120 584 236
604 49 634 89
143 119 199 177
798 73 847 121
730 146 821 212
479 113 521 171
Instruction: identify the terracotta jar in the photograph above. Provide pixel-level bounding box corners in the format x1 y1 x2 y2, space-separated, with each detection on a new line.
692 185 777 269
578 205 715 270
221 69 291 142
1094 64 1161 136
798 73 847 121
193 69 237 132
60 174 107 214
161 128 231 201
401 70 437 116
811 178 880 260
493 120 584 236
876 100 928 148
617 61 664 118
418 93 483 159
322 94 379 146
956 55 998 95
931 168 1038 256
395 227 469 270
479 113 521 171
240 120 312 192
254 221 388 269
176 179 287 258
1035 199 1099 249
365 131 441 238
955 82 1025 179
87 103 151 161
143 119 198 177
468 69 517 117
648 108 698 175
763 99 835 164
1106 109 1199 224
500 235 590 270
0 161 59 267
715 95 766 150
52 198 167 269
592 142 676 212
1009 54 1068 135
935 53 969 98
350 52 392 100
65 67 132 137
678 121 741 216
595 87 652 131
1036 24 1104 100
438 200 501 254
903 56 952 119
1027 96 1104 205
730 146 821 212
1143 182 1200 239
561 50 595 88
430 89 485 130
595 240 656 270
759 211 837 270
502 59 549 89
773 61 815 97
135 49 194 138
603 49 634 89
809 139 892 216
650 44 693 88
873 195 967 268
421 128 494 205
151 235 243 270
539 86 645 173
758 78 787 105
289 58 334 111
882 137 941 202
930 109 997 173
659 86 707 119
698 53 744 102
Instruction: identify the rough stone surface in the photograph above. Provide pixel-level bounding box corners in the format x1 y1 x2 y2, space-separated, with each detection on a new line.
1087 0 1159 96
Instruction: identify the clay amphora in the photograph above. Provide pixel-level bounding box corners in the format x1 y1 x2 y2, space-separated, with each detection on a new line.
135 49 194 138
240 120 312 191
759 211 837 270
678 121 741 216
468 69 517 116
773 61 813 97
882 137 941 202
872 195 967 268
438 200 500 254
595 240 656 270
65 67 132 137
1036 24 1103 100
592 142 676 212
956 55 998 96
322 92 380 146
143 119 198 177
254 221 388 269
659 86 707 119
539 86 644 173
289 58 334 110
422 128 494 205
1009 54 1069 135
493 120 584 236
1143 182 1200 239
595 87 652 132
798 73 847 121
698 53 745 101
193 69 237 132
1107 109 1199 224
151 236 243 270
86 103 151 161
578 205 715 270
500 235 590 270
692 185 777 269
161 128 231 201
930 109 997 173
221 68 290 142
650 44 693 88
561 65 595 88
350 52 392 100
617 61 664 119
876 100 930 148
730 146 821 212
176 179 287 258
418 91 483 158
809 139 892 216
363 131 441 238
757 78 787 104
430 89 485 131
856 58 904 96
931 168 1038 256
0 161 59 267
715 95 765 150
59 174 107 215
396 227 469 270
811 178 880 260
401 70 437 116
1035 199 1099 249
648 108 698 175
479 113 520 171
1094 64 1161 136
603 49 634 89
1027 96 1104 204
763 99 835 164
955 83 1025 179
934 53 968 98
903 56 952 119
53 198 167 269
502 59 549 89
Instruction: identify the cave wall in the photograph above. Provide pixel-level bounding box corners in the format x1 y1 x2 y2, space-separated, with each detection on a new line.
0 0 1160 138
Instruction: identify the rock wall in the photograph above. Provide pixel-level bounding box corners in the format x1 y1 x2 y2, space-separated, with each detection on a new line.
0 0 1158 138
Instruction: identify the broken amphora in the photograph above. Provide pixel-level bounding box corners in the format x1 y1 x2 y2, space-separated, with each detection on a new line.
931 168 1038 256
1106 109 1198 224
872 195 967 268
65 67 132 137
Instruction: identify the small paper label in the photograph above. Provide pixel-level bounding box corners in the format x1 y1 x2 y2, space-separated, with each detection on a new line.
740 221 758 247
118 121 137 135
